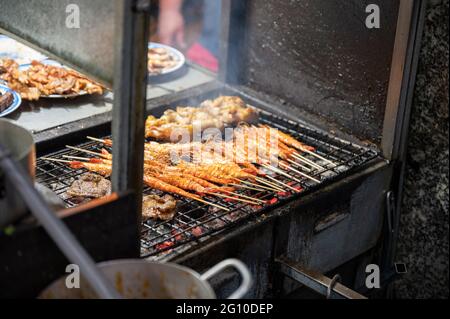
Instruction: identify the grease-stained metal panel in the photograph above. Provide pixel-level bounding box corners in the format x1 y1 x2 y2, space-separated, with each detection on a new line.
236 0 400 145
0 0 115 86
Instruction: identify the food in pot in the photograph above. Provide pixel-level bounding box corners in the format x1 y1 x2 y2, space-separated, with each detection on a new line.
66 173 111 198
142 194 177 221
0 59 104 100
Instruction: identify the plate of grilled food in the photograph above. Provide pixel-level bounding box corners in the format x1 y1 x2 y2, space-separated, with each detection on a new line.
148 42 185 76
0 84 21 117
0 58 105 100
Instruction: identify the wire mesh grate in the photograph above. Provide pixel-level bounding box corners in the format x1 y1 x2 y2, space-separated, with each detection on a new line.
35 110 379 257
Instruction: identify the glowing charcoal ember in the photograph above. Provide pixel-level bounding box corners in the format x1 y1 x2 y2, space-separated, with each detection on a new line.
192 227 203 237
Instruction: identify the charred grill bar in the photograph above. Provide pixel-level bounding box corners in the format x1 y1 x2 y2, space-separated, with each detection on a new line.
0 0 425 299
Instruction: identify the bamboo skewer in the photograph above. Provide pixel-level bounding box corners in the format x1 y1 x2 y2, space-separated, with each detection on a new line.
229 183 268 193
41 157 71 164
286 159 312 173
237 180 280 192
279 162 321 184
87 136 105 142
302 149 337 167
264 175 300 193
63 155 91 161
205 192 258 205
260 164 303 184
254 177 285 192
291 153 324 170
288 154 321 170
190 197 230 211
219 190 266 203
66 145 107 158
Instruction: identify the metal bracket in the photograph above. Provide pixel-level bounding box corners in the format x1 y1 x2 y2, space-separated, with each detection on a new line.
275 257 367 299
382 190 399 271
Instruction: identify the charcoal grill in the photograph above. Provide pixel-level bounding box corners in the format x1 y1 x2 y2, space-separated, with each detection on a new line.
0 0 426 299
35 109 379 258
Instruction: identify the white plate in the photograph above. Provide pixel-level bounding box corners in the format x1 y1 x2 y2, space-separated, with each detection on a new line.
0 84 22 117
18 59 90 98
149 42 185 77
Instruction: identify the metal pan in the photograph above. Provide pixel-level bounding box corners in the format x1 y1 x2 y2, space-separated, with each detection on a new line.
39 258 252 299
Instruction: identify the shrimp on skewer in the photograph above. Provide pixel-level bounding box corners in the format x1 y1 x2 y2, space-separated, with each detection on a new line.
258 124 315 152
143 175 229 211
147 170 207 195
70 161 112 177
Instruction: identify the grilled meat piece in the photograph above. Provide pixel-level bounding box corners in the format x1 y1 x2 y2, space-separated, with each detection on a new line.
148 47 178 74
142 194 177 221
0 59 104 100
145 96 259 141
66 173 111 198
0 91 14 113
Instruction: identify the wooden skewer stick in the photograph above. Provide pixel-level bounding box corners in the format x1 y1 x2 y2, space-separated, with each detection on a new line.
229 183 268 193
260 164 303 184
63 155 93 161
280 162 321 183
205 192 258 205
254 177 285 192
87 136 109 144
291 153 324 170
302 149 337 167
218 190 266 204
66 145 107 158
237 179 281 192
264 175 300 193
192 197 230 211
40 157 71 164
288 153 321 170
286 159 312 173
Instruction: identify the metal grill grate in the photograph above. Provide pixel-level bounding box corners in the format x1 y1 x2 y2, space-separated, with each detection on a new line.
35 110 379 258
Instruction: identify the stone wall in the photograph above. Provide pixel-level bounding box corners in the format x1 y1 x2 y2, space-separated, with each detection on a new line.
395 0 449 299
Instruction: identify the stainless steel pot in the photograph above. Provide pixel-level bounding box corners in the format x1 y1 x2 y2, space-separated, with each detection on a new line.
39 258 252 299
0 118 35 227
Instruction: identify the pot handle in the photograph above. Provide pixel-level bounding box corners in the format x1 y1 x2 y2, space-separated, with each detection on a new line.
200 259 252 299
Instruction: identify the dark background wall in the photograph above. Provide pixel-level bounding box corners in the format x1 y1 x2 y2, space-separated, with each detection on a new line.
395 0 449 298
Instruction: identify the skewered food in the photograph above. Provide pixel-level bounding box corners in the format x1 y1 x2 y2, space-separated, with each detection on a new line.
148 47 178 74
0 91 13 112
66 173 111 198
145 96 259 141
70 161 112 177
0 59 104 100
142 194 177 221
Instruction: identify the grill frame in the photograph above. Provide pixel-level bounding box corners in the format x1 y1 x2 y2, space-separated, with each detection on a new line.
35 102 380 258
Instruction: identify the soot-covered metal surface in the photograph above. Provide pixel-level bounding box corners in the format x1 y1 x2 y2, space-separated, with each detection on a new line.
234 0 400 145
